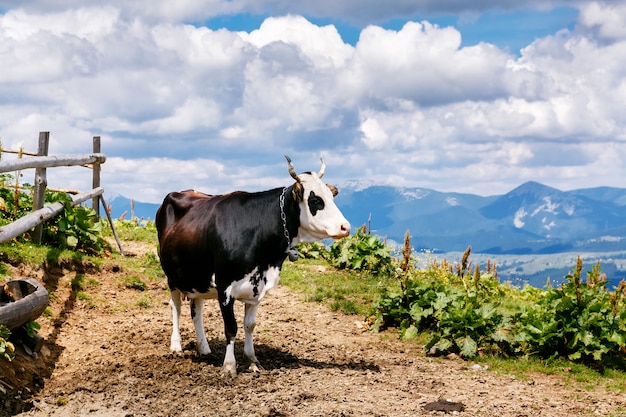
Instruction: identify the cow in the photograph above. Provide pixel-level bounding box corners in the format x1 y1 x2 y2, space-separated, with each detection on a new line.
156 156 350 377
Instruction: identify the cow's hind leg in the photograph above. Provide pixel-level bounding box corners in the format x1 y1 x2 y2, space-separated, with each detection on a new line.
244 302 261 372
219 298 238 377
169 289 183 353
190 298 211 355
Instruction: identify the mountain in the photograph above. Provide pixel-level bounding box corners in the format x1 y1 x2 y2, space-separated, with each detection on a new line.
105 194 160 221
107 181 626 255
334 181 626 254
568 186 626 205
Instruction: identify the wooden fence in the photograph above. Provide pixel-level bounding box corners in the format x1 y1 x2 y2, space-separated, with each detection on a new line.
0 132 123 253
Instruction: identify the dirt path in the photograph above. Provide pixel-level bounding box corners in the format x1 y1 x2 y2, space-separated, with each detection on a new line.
1 245 624 417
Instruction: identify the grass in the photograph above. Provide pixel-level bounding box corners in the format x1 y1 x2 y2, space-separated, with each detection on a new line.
107 219 158 243
0 241 93 269
474 354 626 395
280 259 394 316
135 295 153 309
121 275 147 291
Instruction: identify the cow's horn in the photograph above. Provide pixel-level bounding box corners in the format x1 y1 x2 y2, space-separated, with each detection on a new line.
285 155 301 182
318 158 326 179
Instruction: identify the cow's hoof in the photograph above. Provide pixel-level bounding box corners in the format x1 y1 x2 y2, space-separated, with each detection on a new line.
222 363 237 378
248 362 261 373
197 342 211 356
170 342 183 355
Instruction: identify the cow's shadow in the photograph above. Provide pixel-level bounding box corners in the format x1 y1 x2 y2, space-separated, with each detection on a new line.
187 338 380 373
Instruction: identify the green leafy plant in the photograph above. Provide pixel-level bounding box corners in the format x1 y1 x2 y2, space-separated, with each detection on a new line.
43 192 110 255
327 226 393 275
0 324 15 362
513 257 626 365
0 180 111 254
22 321 41 340
0 174 32 225
370 246 626 367
371 260 511 357
296 241 328 260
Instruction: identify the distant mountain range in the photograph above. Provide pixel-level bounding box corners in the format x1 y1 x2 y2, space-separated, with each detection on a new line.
108 181 626 255
337 181 626 255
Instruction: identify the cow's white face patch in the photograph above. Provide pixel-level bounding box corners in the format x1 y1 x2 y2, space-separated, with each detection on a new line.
294 173 350 243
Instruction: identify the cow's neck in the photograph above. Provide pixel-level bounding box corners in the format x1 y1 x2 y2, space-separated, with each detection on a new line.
279 186 296 261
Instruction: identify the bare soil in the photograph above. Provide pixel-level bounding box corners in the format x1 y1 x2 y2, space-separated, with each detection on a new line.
1 241 624 417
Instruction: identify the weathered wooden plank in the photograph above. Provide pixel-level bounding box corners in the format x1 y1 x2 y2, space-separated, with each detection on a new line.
0 187 104 243
0 153 106 173
92 136 101 219
32 132 50 244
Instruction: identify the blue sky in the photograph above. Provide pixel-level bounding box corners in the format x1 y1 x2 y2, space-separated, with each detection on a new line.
0 1 625 204
207 6 580 52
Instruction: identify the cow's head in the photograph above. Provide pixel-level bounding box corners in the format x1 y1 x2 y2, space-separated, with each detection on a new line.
285 155 351 243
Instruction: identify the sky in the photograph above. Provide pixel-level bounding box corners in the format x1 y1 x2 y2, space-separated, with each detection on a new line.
0 1 625 204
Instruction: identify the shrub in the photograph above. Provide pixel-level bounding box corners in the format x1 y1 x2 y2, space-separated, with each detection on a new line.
513 258 626 365
42 191 110 255
370 247 626 367
327 226 393 275
0 179 110 255
296 241 328 260
371 249 513 358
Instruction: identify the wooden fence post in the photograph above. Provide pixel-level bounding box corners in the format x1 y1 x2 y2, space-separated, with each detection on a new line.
92 136 101 220
31 132 49 244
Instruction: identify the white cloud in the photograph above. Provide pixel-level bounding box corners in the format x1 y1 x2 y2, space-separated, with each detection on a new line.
347 21 513 105
140 97 222 134
359 117 389 150
578 2 626 40
1 3 626 202
244 15 353 69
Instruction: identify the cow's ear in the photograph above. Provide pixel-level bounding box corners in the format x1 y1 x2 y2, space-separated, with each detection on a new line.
291 182 304 202
326 184 338 197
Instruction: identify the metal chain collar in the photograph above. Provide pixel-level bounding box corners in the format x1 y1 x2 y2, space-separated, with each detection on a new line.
280 187 299 261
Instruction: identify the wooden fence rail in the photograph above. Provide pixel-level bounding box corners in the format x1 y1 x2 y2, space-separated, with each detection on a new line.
0 153 106 172
0 187 103 243
0 132 123 254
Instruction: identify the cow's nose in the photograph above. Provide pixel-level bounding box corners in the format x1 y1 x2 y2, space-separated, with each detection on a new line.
340 222 351 237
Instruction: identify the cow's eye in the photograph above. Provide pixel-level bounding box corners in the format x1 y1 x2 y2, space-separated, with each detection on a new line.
307 191 325 216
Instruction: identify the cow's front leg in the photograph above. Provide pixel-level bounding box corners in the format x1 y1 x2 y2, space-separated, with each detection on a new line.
169 289 183 353
244 302 261 372
219 297 238 377
190 298 210 355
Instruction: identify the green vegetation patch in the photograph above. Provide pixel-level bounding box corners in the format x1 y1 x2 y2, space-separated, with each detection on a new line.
281 261 392 316
121 275 147 291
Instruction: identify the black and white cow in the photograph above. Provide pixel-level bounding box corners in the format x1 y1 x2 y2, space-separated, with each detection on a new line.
156 156 350 377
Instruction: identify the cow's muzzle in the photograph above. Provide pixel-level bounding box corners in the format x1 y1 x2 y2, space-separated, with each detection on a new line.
333 222 351 239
